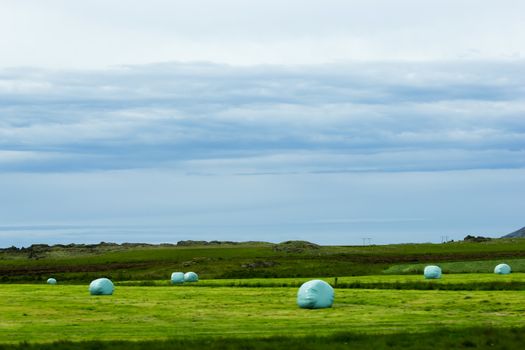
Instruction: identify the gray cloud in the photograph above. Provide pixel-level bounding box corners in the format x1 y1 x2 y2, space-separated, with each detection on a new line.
1 61 525 174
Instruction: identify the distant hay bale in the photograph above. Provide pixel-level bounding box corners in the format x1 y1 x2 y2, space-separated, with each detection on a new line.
47 278 57 285
89 278 114 295
297 279 334 309
171 272 185 284
424 265 442 279
184 272 199 282
494 263 511 274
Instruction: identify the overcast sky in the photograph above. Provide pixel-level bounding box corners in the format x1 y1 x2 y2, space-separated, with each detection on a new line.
1 1 524 246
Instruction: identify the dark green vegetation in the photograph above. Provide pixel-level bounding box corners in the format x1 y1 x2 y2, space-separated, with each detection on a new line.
2 239 525 283
2 327 525 350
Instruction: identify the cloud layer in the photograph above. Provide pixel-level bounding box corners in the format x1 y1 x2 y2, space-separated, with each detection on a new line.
1 61 524 174
2 2 525 246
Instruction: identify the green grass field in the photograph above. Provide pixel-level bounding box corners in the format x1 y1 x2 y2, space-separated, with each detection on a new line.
3 239 525 349
1 283 525 347
383 258 525 274
150 272 525 285
115 272 525 291
3 239 525 283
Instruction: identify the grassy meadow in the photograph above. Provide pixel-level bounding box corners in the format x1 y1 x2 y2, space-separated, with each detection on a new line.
2 239 525 349
2 239 525 283
1 283 525 346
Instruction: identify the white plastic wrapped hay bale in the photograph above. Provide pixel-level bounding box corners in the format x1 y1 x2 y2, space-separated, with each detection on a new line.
424 265 442 279
494 263 511 274
89 278 114 295
47 278 57 285
297 279 334 309
171 272 185 284
184 272 198 282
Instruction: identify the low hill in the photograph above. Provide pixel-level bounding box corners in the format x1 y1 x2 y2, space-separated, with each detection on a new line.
502 227 525 238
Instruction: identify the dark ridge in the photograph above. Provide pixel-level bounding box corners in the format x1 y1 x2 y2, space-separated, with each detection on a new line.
0 240 272 252
502 226 525 238
463 235 492 242
0 242 159 252
176 240 271 246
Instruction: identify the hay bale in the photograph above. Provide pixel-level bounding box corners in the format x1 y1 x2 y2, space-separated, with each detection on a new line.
47 278 57 285
297 279 334 309
171 272 185 284
89 278 114 295
424 265 442 279
494 263 511 274
184 272 198 282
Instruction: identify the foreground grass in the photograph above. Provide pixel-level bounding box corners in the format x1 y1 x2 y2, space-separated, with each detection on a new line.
1 284 525 344
2 327 525 350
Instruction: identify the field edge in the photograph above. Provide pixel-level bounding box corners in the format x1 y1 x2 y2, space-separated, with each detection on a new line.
1 326 523 350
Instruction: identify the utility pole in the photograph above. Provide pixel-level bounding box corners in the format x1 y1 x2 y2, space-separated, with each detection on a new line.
361 237 372 246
